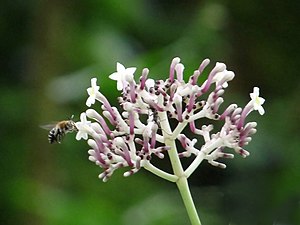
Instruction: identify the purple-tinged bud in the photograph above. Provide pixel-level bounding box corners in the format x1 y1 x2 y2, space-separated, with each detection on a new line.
237 101 253 130
189 121 199 135
222 152 234 159
178 134 188 149
114 137 134 167
187 93 196 113
169 57 181 82
239 137 252 146
201 62 226 93
102 110 115 126
175 63 185 82
212 97 224 114
189 70 200 85
169 82 178 102
90 122 105 136
129 81 137 103
88 140 108 166
240 122 257 137
93 135 109 153
150 123 158 149
174 94 183 122
143 99 164 112
198 58 210 74
235 148 250 158
86 109 112 136
88 139 98 151
231 107 242 122
156 87 167 97
139 68 149 90
96 92 117 121
128 111 135 136
220 104 237 120
124 168 140 177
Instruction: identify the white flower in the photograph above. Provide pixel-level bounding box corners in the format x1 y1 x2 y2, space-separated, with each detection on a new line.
75 113 92 140
212 63 234 88
109 62 136 91
250 87 265 115
86 78 100 107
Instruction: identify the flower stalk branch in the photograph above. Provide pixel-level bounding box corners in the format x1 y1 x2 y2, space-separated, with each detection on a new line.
143 161 177 182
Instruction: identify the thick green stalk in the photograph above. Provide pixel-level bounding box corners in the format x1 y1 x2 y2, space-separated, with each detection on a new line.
177 176 201 225
158 111 201 225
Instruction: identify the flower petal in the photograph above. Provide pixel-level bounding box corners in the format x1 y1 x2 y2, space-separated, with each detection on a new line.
117 80 124 91
117 62 125 72
109 72 119 80
258 106 265 115
125 67 137 75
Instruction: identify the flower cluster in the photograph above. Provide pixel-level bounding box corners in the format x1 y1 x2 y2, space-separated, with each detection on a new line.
75 57 265 181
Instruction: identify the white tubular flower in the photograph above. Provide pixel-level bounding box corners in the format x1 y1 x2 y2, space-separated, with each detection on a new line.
175 63 185 82
212 63 234 88
86 78 100 107
109 62 137 91
75 112 92 140
250 87 265 115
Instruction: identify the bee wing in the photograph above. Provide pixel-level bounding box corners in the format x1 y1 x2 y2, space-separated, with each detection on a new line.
40 123 57 130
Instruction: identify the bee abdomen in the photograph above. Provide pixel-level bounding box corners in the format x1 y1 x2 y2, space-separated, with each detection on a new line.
48 128 63 144
48 129 56 144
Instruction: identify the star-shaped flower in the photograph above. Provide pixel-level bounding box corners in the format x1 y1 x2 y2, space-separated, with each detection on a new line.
75 113 92 140
250 87 265 115
109 62 136 91
86 78 100 107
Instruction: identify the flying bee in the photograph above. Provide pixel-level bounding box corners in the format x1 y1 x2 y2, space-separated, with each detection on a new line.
41 117 78 144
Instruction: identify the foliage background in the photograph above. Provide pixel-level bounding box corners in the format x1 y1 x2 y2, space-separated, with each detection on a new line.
1 0 299 224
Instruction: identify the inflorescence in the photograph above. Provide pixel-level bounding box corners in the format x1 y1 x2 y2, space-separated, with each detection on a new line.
75 57 265 182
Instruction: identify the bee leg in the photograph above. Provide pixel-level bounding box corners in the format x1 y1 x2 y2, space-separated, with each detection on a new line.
56 129 63 144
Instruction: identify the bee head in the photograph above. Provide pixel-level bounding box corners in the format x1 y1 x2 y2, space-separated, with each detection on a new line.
66 120 78 132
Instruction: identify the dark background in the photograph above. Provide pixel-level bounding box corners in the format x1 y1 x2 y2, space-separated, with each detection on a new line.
1 0 299 224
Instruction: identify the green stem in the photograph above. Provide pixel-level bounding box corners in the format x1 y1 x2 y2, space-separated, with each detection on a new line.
158 110 202 225
177 176 201 225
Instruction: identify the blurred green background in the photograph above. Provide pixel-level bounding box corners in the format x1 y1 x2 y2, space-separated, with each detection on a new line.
1 0 299 224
